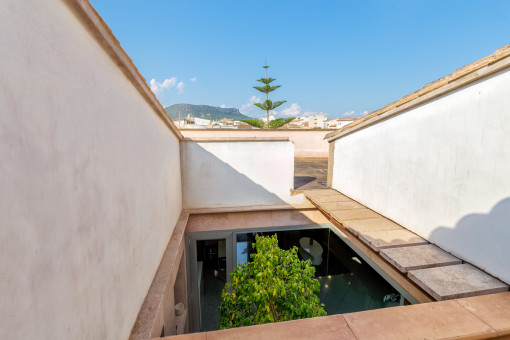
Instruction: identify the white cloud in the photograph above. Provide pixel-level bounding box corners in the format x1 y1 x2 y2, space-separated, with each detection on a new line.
303 111 327 117
176 81 185 94
240 96 262 116
280 103 301 116
343 110 369 117
220 104 227 108
190 77 197 82
149 77 177 95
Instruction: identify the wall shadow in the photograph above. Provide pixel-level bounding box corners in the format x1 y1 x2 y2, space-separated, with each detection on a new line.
183 142 301 209
429 197 510 284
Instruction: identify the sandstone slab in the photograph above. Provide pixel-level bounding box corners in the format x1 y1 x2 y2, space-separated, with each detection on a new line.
320 201 365 211
342 218 402 236
344 300 496 340
456 292 510 336
312 194 353 203
358 229 428 252
304 189 340 197
408 264 509 301
380 244 462 273
330 208 381 222
206 314 356 340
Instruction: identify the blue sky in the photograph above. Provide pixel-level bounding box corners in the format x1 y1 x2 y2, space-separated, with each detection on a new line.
91 1 510 119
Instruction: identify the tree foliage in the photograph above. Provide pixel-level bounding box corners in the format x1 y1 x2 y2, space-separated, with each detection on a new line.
269 117 296 129
218 235 326 329
253 64 286 128
241 118 265 129
241 117 295 129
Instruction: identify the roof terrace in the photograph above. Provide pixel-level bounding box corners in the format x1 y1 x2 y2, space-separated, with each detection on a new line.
1 1 509 339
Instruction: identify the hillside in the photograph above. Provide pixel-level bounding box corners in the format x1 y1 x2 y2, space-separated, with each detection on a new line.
164 104 250 121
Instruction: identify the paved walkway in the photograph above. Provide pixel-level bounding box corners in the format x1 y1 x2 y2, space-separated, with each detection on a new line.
294 157 328 190
303 189 508 301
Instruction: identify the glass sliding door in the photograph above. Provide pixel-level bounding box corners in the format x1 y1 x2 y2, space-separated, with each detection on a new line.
187 232 233 332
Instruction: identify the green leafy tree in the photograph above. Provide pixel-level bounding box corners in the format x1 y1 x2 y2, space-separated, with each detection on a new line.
218 235 326 329
242 117 295 129
269 117 296 129
240 118 265 129
253 64 286 128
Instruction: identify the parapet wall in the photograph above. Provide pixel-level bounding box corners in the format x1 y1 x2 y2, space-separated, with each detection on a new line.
0 1 182 339
181 138 303 209
181 129 335 157
329 55 510 284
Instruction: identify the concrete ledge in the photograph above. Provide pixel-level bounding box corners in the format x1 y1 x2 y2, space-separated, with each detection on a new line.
380 244 462 273
342 218 402 236
182 137 290 142
408 264 509 301
186 209 331 233
358 229 428 252
159 292 510 340
456 292 510 337
185 202 315 215
180 128 338 132
343 299 497 340
129 212 189 339
304 189 509 303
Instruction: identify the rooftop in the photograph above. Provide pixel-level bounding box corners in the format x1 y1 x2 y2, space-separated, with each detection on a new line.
2 1 509 339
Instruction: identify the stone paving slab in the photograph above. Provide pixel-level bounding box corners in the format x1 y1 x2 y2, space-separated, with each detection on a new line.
358 229 428 252
342 218 403 236
456 292 510 336
343 300 497 340
304 189 340 196
206 314 356 340
380 244 462 273
319 201 365 211
330 208 382 222
408 264 509 301
312 194 354 203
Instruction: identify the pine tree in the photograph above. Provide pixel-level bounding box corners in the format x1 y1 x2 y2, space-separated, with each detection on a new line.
253 64 286 128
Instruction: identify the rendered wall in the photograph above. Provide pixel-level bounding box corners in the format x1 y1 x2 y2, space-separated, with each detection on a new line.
331 68 510 284
181 129 334 157
0 1 182 339
181 140 301 208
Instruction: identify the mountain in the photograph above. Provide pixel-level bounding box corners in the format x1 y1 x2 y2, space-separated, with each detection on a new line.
164 104 250 121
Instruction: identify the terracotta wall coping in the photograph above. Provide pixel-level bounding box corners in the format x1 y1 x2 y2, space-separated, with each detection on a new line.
326 44 510 143
64 0 183 140
179 129 338 132
182 137 290 142
185 202 315 215
129 212 189 339
160 292 510 340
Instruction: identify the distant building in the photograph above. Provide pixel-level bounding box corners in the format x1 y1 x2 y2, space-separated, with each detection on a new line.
326 118 359 129
308 113 327 128
289 114 328 129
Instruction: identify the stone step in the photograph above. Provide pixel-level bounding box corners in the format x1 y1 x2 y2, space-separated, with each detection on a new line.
342 218 403 236
380 244 462 273
311 194 354 203
358 229 428 252
330 208 382 222
408 264 509 301
319 201 365 211
304 189 341 196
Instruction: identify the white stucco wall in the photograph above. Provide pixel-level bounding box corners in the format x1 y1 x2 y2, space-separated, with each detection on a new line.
0 1 182 339
331 68 510 284
182 141 301 208
180 129 334 157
